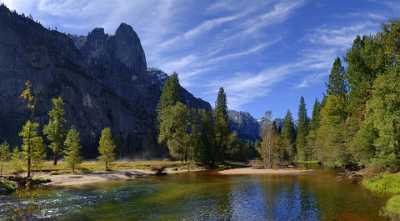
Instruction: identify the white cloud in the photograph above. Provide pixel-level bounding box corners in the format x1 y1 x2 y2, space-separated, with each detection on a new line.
206 64 295 109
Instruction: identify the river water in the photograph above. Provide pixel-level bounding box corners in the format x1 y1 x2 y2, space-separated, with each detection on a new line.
0 171 388 221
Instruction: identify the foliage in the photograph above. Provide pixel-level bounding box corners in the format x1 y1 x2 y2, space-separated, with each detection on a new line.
326 57 347 98
158 73 181 117
296 96 309 161
280 110 296 161
64 128 82 173
11 148 23 174
98 128 116 171
158 102 192 161
362 173 400 194
214 87 230 163
19 80 35 115
258 122 279 168
316 95 348 168
191 109 216 166
0 142 10 176
43 97 66 165
383 195 400 220
19 121 45 177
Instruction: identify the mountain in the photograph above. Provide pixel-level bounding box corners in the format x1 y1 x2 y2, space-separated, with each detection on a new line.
0 5 210 158
228 110 260 141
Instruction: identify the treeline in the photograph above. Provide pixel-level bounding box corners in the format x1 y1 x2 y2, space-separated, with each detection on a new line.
0 81 117 177
259 20 400 171
157 74 254 167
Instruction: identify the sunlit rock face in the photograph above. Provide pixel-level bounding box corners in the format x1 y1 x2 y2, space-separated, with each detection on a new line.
228 110 260 141
0 5 210 158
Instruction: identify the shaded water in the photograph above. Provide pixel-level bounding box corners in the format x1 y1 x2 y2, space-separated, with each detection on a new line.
0 171 388 221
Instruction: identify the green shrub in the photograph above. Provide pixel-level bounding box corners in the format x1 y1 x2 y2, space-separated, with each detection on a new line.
0 179 16 194
384 195 400 220
362 173 400 194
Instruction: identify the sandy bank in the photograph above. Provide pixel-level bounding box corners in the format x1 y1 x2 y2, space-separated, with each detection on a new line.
39 168 204 187
218 167 313 175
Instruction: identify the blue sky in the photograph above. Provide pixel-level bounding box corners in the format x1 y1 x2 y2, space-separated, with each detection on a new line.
2 0 399 119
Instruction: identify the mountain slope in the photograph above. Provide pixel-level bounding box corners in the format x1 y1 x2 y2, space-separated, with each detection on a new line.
0 5 210 158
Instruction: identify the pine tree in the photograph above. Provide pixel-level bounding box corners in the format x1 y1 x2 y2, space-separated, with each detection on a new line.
359 65 400 169
192 110 215 166
306 99 321 160
316 96 348 167
20 80 35 118
0 142 10 176
214 87 230 163
158 102 192 161
44 97 66 165
11 147 23 174
281 110 296 162
327 57 347 99
20 121 45 177
98 128 116 171
296 97 309 161
158 73 181 115
64 128 82 173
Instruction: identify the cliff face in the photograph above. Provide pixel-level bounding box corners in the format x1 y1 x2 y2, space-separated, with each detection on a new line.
0 5 210 158
228 110 260 141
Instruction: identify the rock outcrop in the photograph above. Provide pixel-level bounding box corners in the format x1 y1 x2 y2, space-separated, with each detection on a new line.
228 110 260 141
0 5 210 158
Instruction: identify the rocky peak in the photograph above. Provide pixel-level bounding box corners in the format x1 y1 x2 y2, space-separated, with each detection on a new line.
229 110 260 141
112 23 147 74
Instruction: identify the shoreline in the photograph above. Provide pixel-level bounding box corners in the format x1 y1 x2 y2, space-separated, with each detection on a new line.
39 167 313 187
218 167 314 175
38 168 205 187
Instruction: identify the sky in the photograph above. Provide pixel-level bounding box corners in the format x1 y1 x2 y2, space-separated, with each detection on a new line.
2 0 399 119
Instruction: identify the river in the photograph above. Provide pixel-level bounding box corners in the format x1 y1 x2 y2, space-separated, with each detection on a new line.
0 171 388 221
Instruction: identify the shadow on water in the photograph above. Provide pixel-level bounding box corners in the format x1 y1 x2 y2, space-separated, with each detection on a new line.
0 171 388 221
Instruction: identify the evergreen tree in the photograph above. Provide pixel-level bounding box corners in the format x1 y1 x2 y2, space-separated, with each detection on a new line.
327 57 347 99
214 87 230 163
192 110 216 166
158 102 192 161
306 99 321 160
64 128 82 173
11 147 23 174
20 80 35 118
281 110 296 162
358 66 400 169
44 97 66 165
296 97 309 161
316 96 348 167
0 142 10 176
98 128 116 171
20 121 45 177
158 73 181 115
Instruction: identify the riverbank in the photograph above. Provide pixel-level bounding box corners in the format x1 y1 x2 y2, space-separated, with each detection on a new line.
0 160 205 188
362 173 400 220
37 167 204 187
218 167 313 175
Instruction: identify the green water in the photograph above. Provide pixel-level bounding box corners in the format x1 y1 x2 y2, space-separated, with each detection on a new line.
0 171 388 221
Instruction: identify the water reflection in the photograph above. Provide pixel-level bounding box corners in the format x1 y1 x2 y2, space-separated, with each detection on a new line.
0 172 388 221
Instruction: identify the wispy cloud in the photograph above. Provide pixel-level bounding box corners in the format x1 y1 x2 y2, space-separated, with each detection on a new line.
206 64 294 109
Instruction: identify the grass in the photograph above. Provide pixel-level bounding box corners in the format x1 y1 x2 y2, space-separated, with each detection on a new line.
362 173 400 194
383 195 400 220
1 160 191 176
362 173 400 219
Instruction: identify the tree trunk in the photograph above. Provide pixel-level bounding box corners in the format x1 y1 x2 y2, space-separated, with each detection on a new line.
53 150 58 165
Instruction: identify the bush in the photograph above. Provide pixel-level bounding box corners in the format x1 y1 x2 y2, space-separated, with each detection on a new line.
383 195 400 220
362 173 400 194
0 179 16 194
